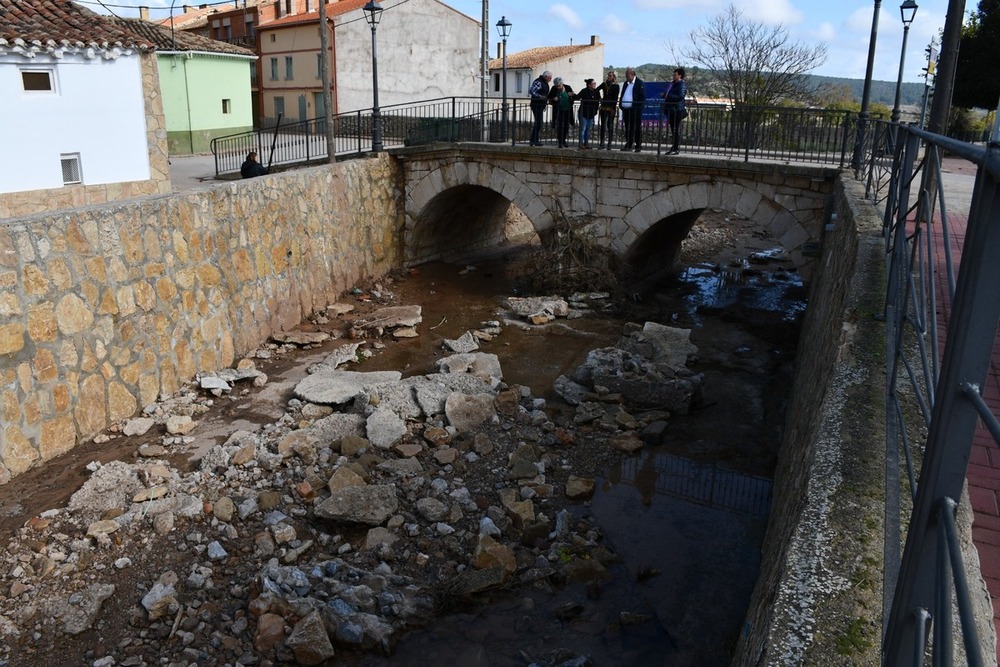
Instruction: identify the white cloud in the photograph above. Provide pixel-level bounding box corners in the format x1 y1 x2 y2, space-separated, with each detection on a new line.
549 3 584 29
815 21 836 41
736 0 803 24
602 14 630 35
633 0 711 9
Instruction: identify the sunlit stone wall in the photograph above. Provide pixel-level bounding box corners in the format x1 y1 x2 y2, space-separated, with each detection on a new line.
0 155 402 483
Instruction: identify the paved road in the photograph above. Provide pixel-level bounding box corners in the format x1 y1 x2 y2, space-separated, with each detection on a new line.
168 153 224 193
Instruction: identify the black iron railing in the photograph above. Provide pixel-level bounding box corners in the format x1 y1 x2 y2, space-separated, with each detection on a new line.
211 97 858 176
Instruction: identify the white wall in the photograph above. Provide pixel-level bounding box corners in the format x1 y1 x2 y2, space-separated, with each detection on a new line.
334 0 481 113
0 52 151 194
491 46 606 100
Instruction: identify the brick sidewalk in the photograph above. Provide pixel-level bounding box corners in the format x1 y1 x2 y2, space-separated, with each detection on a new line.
929 209 1000 663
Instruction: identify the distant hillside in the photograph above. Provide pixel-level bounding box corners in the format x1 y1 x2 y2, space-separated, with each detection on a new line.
620 64 926 107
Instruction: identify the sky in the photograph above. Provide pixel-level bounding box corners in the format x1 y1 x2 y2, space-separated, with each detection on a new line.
85 0 953 83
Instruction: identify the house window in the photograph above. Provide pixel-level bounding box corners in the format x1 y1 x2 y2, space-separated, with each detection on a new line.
60 154 81 185
250 62 258 85
274 96 285 118
284 0 292 15
316 53 322 78
270 57 278 80
270 34 275 42
305 0 312 11
493 72 500 93
21 69 54 92
222 99 232 114
515 72 524 94
285 56 293 80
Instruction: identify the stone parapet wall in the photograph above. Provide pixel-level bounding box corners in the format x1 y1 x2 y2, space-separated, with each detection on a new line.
0 155 402 484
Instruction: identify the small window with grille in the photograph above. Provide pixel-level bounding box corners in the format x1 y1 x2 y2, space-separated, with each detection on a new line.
61 154 82 185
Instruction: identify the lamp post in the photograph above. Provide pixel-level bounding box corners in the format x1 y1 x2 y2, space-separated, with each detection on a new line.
891 0 919 125
496 16 511 143
363 0 384 152
850 0 882 174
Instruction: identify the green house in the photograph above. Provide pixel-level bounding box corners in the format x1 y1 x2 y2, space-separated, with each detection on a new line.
115 17 256 155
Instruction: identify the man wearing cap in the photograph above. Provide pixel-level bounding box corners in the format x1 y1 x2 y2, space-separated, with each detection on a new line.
528 71 553 146
576 78 601 150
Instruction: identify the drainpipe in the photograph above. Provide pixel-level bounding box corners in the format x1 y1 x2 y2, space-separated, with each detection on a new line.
182 54 194 153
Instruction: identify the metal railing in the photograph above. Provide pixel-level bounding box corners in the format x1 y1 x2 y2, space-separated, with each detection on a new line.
874 119 1000 665
211 97 858 176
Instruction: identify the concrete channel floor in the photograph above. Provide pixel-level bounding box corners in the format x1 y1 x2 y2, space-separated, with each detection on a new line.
169 150 1000 658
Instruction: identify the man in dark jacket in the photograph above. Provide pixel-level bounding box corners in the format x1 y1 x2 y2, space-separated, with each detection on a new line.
618 67 646 152
241 151 269 178
528 71 553 146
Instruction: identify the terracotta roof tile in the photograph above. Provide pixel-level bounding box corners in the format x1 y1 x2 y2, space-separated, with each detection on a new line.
111 16 255 56
489 43 600 70
0 0 156 51
153 3 239 31
259 0 369 28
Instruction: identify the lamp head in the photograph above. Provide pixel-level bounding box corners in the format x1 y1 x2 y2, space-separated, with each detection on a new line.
496 16 512 40
363 0 383 27
900 0 918 26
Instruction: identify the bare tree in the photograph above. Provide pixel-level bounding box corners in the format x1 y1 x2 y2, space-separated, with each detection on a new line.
679 5 827 107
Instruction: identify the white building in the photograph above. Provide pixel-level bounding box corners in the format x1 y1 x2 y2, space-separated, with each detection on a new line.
256 0 482 123
0 0 170 219
488 37 605 101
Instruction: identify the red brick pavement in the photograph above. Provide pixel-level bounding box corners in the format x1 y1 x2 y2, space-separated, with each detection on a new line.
929 201 1000 663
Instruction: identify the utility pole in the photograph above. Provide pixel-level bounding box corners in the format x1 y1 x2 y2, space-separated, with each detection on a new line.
480 0 488 140
318 0 335 162
921 0 966 214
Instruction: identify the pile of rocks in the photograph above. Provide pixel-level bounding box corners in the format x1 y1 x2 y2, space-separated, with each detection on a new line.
0 288 702 666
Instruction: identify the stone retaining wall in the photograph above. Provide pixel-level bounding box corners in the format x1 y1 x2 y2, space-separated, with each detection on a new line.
0 155 402 484
734 175 888 663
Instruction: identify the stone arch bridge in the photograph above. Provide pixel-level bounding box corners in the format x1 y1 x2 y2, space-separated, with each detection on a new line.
396 145 840 281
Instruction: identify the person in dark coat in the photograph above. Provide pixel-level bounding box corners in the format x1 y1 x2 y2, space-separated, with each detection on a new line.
548 77 575 148
597 70 620 149
618 67 646 152
240 151 268 178
660 67 688 155
576 78 601 149
528 71 553 146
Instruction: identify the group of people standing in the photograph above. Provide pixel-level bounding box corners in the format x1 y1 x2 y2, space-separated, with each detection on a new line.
528 67 687 154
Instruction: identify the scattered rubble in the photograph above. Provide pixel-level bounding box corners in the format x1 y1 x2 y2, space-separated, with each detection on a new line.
0 276 706 666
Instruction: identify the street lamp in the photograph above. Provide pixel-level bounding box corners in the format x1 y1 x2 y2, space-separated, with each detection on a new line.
496 16 512 143
850 0 882 174
891 0 918 125
363 0 384 152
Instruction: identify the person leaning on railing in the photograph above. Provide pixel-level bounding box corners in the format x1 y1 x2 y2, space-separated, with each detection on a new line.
619 67 646 152
528 71 553 147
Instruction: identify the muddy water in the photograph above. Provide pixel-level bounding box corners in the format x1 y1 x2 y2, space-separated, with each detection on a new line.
353 247 805 666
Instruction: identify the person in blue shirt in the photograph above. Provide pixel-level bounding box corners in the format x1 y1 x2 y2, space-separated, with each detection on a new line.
660 68 688 155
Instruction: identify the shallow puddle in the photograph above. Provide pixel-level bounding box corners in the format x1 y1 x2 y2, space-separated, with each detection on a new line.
352 245 804 666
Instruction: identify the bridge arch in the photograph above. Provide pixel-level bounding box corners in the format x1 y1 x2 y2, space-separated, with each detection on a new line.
615 181 814 277
404 162 553 264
